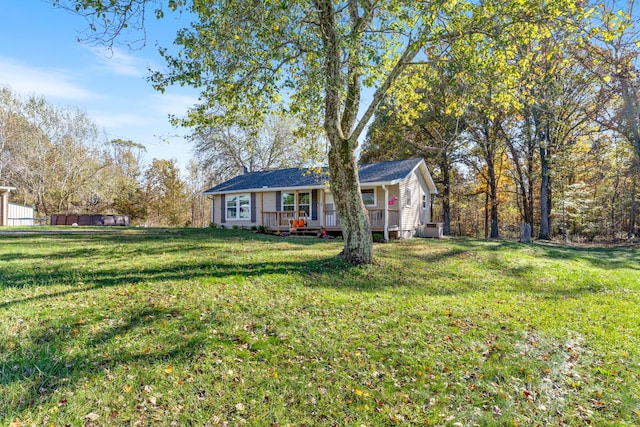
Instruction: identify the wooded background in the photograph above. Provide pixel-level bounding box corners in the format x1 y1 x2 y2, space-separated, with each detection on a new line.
1 0 639 241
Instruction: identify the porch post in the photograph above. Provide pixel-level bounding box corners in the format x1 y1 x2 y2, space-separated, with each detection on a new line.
211 196 216 223
0 191 6 226
320 189 325 227
382 185 389 241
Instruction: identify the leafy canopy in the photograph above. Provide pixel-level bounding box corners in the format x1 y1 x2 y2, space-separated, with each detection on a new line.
149 1 460 137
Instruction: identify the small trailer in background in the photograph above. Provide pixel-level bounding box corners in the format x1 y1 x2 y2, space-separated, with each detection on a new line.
417 222 444 238
50 214 131 226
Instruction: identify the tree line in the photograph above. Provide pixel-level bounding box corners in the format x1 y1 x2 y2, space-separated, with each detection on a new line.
51 0 640 264
0 87 321 226
0 87 196 226
3 0 640 250
362 0 640 242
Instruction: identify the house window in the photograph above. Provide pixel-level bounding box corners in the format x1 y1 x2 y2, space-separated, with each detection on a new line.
299 192 310 216
361 188 376 206
422 193 428 209
405 188 412 207
282 191 312 216
226 194 250 220
282 193 295 211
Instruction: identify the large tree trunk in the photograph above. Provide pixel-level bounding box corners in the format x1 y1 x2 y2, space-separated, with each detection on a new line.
630 176 637 238
610 169 621 240
505 130 533 241
327 140 372 264
488 164 499 239
526 146 535 238
538 143 552 240
483 125 500 239
619 71 640 164
439 152 452 235
315 0 375 264
484 191 489 239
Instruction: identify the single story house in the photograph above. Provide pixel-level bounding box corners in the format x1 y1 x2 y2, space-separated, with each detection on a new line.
0 186 16 226
203 158 438 240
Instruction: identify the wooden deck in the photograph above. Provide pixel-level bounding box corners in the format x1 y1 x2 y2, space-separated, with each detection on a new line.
262 208 399 235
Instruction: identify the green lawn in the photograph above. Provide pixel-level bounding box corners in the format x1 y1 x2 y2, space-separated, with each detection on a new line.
1 228 638 426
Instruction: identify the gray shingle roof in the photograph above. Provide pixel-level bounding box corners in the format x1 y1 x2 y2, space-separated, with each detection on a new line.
203 158 424 194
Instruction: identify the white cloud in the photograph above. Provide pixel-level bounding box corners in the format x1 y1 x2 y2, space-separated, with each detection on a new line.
90 111 153 128
151 92 199 117
90 46 151 78
0 57 97 100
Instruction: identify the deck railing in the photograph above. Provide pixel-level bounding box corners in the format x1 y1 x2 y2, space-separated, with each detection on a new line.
262 211 306 228
263 208 399 230
324 209 340 227
323 208 398 229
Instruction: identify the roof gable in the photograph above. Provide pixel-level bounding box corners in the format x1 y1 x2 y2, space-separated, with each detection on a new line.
203 158 429 194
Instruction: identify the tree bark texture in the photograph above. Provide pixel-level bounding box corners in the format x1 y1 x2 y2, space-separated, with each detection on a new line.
536 110 552 240
630 177 637 238
314 0 374 264
328 141 373 264
439 151 452 235
480 120 500 239
538 146 551 240
505 128 533 238
488 164 499 239
619 70 640 165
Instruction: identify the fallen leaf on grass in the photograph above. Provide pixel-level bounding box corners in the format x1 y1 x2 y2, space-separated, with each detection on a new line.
85 412 99 421
9 420 23 427
164 365 174 374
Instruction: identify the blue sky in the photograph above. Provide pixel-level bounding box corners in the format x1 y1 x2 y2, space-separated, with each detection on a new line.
0 1 199 170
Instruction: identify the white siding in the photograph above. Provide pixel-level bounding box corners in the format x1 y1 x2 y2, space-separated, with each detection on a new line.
399 171 428 238
8 203 34 226
262 192 277 212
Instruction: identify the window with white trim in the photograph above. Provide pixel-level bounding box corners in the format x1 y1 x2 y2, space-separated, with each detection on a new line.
282 192 295 211
405 188 412 207
298 192 311 216
281 191 312 216
226 194 251 220
361 188 376 206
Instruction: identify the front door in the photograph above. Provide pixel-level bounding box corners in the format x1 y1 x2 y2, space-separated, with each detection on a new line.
421 193 430 224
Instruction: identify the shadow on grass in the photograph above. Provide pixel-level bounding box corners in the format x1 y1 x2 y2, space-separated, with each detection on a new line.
1 232 638 418
0 227 328 262
434 237 639 271
376 237 639 298
2 231 637 308
0 256 351 309
0 304 220 415
534 243 640 271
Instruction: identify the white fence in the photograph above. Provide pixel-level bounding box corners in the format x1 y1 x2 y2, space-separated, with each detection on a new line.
8 203 34 226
